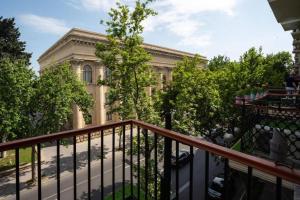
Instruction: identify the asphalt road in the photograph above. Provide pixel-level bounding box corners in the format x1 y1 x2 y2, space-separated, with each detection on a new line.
170 148 224 200
0 137 224 200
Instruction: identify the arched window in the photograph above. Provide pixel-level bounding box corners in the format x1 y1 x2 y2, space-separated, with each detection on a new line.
83 65 92 83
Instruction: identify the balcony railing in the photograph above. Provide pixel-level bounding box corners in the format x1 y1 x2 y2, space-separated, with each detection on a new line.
0 120 300 200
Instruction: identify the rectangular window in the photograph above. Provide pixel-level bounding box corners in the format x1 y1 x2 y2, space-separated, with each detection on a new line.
106 111 112 121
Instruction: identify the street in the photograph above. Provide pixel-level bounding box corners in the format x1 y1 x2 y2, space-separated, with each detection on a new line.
0 133 224 200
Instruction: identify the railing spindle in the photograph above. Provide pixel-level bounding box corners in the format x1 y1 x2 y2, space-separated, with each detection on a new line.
130 124 133 198
161 137 172 200
205 151 209 200
37 143 42 200
224 158 229 200
101 130 104 200
145 129 149 200
15 148 20 200
176 141 179 200
154 133 158 200
122 125 126 200
276 177 282 200
189 146 193 200
88 133 91 200
137 126 141 200
73 136 77 200
247 166 252 200
57 139 60 200
112 128 115 200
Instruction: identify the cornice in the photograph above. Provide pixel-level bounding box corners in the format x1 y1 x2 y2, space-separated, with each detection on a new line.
38 28 207 64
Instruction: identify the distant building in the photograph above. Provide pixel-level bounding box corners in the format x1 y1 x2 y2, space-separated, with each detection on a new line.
268 0 300 75
38 28 207 129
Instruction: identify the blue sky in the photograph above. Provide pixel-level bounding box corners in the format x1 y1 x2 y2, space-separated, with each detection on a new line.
1 0 293 72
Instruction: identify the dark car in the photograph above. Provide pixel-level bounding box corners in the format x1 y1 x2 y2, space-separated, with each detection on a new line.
208 174 235 200
171 150 193 167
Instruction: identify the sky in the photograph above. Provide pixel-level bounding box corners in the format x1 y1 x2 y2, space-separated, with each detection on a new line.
0 0 294 72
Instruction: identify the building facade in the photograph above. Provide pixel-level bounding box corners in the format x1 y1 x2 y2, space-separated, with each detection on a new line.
38 28 207 129
268 0 300 75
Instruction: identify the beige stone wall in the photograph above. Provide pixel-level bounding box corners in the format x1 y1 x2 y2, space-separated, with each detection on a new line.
38 28 207 129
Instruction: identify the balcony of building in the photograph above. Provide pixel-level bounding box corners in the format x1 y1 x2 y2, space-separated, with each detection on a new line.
0 117 299 200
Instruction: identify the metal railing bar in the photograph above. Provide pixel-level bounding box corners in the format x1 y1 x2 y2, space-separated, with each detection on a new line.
101 130 104 200
73 136 77 200
57 139 60 200
122 125 126 200
247 166 252 200
112 128 115 200
175 141 179 200
130 124 133 198
204 151 209 200
154 133 158 200
224 158 229 200
276 177 282 200
137 126 141 200
145 129 149 200
37 143 42 200
189 146 193 200
87 133 91 200
15 148 20 200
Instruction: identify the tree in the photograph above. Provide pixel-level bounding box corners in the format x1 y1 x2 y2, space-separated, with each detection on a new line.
96 0 158 124
160 56 221 138
0 58 35 146
0 17 31 64
207 55 230 71
0 17 34 146
25 62 93 181
96 1 161 198
30 63 93 136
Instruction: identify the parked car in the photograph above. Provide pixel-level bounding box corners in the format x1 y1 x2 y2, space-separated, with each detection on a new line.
171 150 193 167
208 174 235 200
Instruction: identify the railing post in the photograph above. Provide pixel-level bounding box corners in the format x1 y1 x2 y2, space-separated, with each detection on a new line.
161 111 172 200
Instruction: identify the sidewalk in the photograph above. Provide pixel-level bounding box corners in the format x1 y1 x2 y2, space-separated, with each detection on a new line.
0 129 134 199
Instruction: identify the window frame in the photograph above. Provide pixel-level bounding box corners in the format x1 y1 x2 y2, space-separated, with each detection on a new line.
83 65 93 84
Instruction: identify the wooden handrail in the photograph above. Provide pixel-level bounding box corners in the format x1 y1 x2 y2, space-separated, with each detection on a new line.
0 120 131 151
1 119 300 185
132 120 300 185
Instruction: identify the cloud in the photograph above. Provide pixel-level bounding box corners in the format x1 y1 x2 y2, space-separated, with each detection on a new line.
143 0 238 47
66 0 238 47
20 14 69 35
66 0 119 11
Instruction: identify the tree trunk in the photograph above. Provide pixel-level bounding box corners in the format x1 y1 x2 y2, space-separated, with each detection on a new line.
31 145 36 182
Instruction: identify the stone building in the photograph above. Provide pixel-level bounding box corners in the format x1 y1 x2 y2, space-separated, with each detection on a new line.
38 28 207 129
268 0 300 75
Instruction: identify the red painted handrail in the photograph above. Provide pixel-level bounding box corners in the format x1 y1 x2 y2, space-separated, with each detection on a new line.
1 119 300 185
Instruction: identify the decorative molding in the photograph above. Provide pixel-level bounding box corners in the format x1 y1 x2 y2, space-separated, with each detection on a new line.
38 28 207 66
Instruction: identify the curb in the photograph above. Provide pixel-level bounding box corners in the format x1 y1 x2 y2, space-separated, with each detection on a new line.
0 163 31 176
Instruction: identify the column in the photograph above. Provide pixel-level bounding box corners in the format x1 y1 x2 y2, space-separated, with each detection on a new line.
72 61 85 129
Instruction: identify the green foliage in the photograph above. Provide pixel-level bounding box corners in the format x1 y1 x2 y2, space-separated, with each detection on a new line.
160 47 292 138
160 56 221 136
210 47 292 125
207 55 230 71
96 0 159 124
0 147 32 171
0 17 31 64
104 184 145 200
0 58 35 140
29 63 93 136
